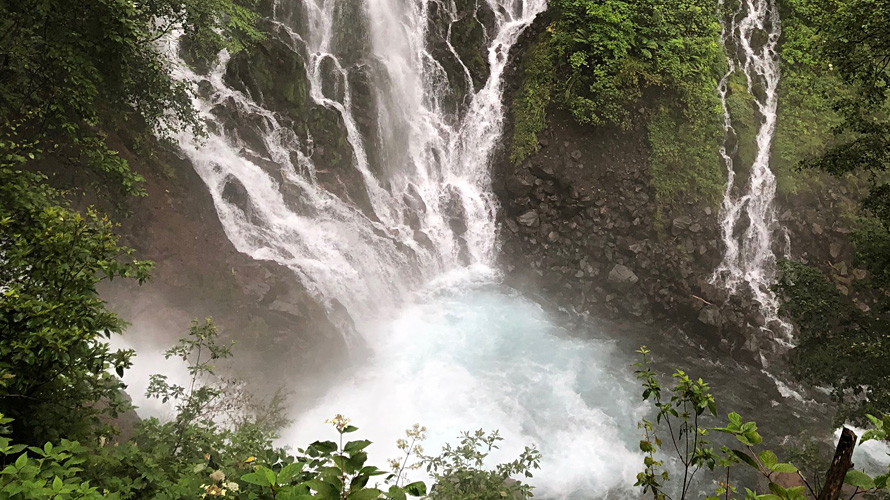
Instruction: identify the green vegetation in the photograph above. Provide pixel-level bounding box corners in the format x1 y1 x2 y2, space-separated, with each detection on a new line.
775 0 890 426
647 103 724 204
0 0 262 446
508 0 869 202
776 260 890 425
0 323 540 500
510 0 727 202
549 0 724 128
0 164 151 445
635 347 890 500
510 36 556 164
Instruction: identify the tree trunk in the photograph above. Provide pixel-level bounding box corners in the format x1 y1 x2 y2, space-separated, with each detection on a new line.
817 427 857 500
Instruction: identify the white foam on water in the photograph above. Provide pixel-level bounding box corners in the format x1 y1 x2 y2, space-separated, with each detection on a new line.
283 267 643 499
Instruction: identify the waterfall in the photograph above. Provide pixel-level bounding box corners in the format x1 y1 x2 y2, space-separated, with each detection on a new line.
712 0 792 343
168 0 547 327
162 6 649 496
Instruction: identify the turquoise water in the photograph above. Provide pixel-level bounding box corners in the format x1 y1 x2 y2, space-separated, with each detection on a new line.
286 266 644 499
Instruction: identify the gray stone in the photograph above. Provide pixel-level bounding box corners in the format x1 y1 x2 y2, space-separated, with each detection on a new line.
517 210 539 227
698 306 722 327
505 176 533 197
607 264 639 290
829 242 841 259
547 231 559 242
672 215 693 234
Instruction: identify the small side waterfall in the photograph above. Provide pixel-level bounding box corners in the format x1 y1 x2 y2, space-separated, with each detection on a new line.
169 0 546 327
713 0 792 343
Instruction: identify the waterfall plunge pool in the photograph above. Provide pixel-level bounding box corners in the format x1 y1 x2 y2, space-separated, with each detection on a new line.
285 266 644 499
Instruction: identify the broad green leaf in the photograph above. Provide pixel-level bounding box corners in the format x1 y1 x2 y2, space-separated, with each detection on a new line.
344 440 372 454
844 469 875 490
758 450 777 469
728 412 742 427
304 479 340 500
310 441 339 455
348 488 383 500
404 481 427 497
241 472 271 487
771 463 798 474
278 462 305 484
263 467 277 486
769 482 786 497
755 495 782 500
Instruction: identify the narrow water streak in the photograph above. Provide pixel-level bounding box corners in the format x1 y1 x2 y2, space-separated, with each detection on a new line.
285 267 643 499
713 0 792 343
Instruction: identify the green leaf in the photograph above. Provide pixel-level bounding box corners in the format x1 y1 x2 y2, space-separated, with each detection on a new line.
348 488 383 500
728 412 742 427
771 463 798 474
304 479 340 500
241 472 271 487
755 495 782 500
14 453 27 469
759 450 778 469
732 450 759 470
388 485 407 500
346 452 367 471
278 462 305 484
263 466 277 485
310 441 339 455
844 469 875 490
342 425 359 433
52 476 63 492
344 440 372 454
404 481 427 497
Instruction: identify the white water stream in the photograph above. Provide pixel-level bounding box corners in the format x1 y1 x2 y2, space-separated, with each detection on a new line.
161 0 644 497
713 0 792 343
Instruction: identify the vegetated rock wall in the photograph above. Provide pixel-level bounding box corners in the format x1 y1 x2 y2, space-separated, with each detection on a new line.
493 20 870 364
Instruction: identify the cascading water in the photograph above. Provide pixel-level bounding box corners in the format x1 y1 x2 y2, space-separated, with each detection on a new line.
163 0 644 496
169 0 550 323
712 0 792 343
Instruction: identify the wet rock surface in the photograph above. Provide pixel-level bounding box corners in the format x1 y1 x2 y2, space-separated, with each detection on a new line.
493 20 870 365
89 133 345 399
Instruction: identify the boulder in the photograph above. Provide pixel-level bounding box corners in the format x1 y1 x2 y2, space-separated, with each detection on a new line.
698 305 722 327
607 264 639 290
517 210 540 227
505 175 533 197
672 215 693 234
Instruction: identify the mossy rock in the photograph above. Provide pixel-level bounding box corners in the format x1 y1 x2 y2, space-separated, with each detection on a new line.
224 37 309 122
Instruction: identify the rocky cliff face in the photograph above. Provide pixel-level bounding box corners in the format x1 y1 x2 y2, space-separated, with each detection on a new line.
92 132 346 396
493 21 870 364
